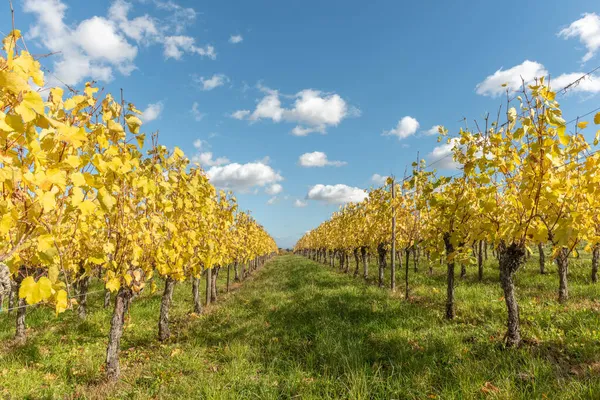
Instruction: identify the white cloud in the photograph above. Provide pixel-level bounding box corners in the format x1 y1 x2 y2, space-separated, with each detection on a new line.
427 138 460 170
306 184 367 204
298 151 347 167
154 0 197 34
229 34 243 44
291 126 325 136
266 183 283 195
192 151 230 167
23 0 137 86
74 17 138 65
233 87 356 135
191 102 205 121
163 36 216 60
552 72 600 94
267 196 278 205
195 74 228 91
207 162 283 192
475 60 548 97
424 125 441 136
193 139 204 149
559 13 600 63
231 110 251 120
294 199 307 208
23 0 215 86
108 0 159 43
383 116 420 139
141 102 163 122
371 174 388 186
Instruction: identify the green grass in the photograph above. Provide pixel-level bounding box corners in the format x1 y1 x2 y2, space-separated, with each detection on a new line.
1 254 600 399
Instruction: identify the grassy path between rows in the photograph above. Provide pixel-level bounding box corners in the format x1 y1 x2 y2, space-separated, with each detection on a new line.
1 254 600 399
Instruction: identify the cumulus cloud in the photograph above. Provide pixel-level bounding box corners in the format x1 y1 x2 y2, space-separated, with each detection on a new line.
231 87 357 135
191 102 205 121
193 152 230 167
424 125 441 136
306 184 367 205
207 162 283 192
552 72 600 94
163 36 215 60
108 0 159 43
141 102 163 122
267 196 278 205
229 34 243 44
266 183 283 195
194 74 228 91
475 60 548 97
193 139 204 149
294 199 307 208
231 110 251 120
427 138 460 170
384 116 420 139
23 0 214 86
371 174 388 186
559 13 600 63
298 151 347 167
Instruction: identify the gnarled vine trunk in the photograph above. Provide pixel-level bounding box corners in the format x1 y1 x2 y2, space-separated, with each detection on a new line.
14 274 26 344
353 248 360 277
158 277 175 341
413 246 419 272
377 243 386 288
205 268 212 306
192 277 202 314
77 275 90 320
477 240 484 282
556 247 569 303
497 242 526 347
104 289 111 308
227 264 231 293
211 266 219 302
361 247 368 280
105 287 133 380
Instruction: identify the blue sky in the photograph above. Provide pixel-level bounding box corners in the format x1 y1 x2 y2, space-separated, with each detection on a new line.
3 0 600 247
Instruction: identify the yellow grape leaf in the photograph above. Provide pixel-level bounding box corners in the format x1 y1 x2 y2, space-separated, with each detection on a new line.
124 273 133 286
0 70 29 95
106 278 120 293
15 91 45 123
557 125 568 146
55 290 68 314
173 147 184 159
57 125 88 148
125 114 142 134
64 155 81 169
98 187 116 211
71 187 84 206
577 121 588 129
48 264 59 283
19 276 53 304
37 234 54 252
136 133 145 149
71 172 86 187
0 213 13 235
40 191 56 212
595 112 600 125
78 200 96 216
107 120 124 134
